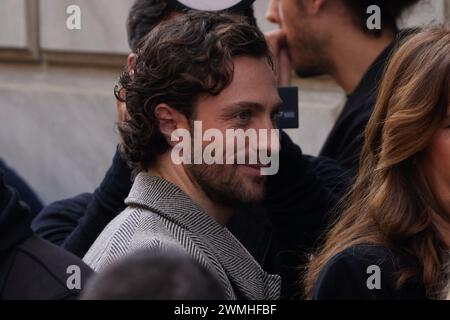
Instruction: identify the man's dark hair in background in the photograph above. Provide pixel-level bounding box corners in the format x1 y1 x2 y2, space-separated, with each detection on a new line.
127 0 257 53
81 249 226 300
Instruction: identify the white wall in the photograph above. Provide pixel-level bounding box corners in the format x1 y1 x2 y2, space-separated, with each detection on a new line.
0 0 28 48
40 0 134 54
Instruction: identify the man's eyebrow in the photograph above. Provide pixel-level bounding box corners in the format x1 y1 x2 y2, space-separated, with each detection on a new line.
226 101 265 111
225 100 284 112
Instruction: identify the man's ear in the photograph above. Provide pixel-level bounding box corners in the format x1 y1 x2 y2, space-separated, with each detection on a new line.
127 53 136 74
154 103 189 146
304 0 326 15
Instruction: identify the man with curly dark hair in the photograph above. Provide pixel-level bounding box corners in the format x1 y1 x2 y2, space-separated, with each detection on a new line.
30 0 348 300
32 0 261 255
83 12 283 300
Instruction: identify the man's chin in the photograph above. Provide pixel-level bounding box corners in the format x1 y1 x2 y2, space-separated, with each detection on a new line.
294 65 327 79
238 177 266 203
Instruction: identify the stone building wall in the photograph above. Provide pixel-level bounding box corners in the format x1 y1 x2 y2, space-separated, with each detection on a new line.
0 0 448 204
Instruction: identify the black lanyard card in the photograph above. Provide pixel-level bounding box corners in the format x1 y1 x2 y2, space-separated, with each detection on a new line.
278 86 299 129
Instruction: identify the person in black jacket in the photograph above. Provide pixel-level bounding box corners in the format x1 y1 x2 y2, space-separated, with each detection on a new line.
266 0 420 177
0 159 42 216
0 171 93 299
304 27 450 300
32 0 348 299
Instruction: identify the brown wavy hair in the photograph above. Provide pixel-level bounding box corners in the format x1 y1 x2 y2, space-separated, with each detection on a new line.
118 12 273 174
304 26 450 299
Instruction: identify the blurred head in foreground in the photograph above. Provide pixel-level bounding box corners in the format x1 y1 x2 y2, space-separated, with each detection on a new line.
81 249 226 300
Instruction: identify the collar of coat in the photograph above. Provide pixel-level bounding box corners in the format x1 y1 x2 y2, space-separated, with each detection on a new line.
125 172 281 300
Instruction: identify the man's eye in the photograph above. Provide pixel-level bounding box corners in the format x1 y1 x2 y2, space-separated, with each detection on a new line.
235 110 252 122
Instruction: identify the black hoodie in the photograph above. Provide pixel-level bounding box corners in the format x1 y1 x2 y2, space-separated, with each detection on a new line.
0 172 93 300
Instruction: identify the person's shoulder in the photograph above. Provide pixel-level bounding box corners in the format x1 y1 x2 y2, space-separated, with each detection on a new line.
116 208 192 263
18 235 93 269
82 207 141 269
317 245 394 282
101 205 152 235
338 245 398 266
83 206 173 270
2 235 93 300
127 208 186 251
338 245 423 273
312 245 425 300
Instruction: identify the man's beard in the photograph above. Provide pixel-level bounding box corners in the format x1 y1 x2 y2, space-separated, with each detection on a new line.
289 26 331 79
292 44 329 78
186 163 267 207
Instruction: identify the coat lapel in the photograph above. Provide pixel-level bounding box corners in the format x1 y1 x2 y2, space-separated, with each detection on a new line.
126 173 281 300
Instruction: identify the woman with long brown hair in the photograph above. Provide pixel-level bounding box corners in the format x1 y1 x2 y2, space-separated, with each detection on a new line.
304 26 450 300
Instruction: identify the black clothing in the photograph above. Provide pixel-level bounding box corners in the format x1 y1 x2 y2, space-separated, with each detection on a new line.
32 148 132 257
262 133 347 299
319 41 397 176
33 135 348 299
0 159 43 216
0 173 93 300
31 193 92 246
312 245 427 300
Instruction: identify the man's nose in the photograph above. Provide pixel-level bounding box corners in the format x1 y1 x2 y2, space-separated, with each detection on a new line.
255 125 279 158
254 116 277 147
266 0 281 25
259 114 276 131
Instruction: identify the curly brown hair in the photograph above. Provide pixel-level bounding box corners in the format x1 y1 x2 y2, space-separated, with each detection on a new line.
118 12 273 174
